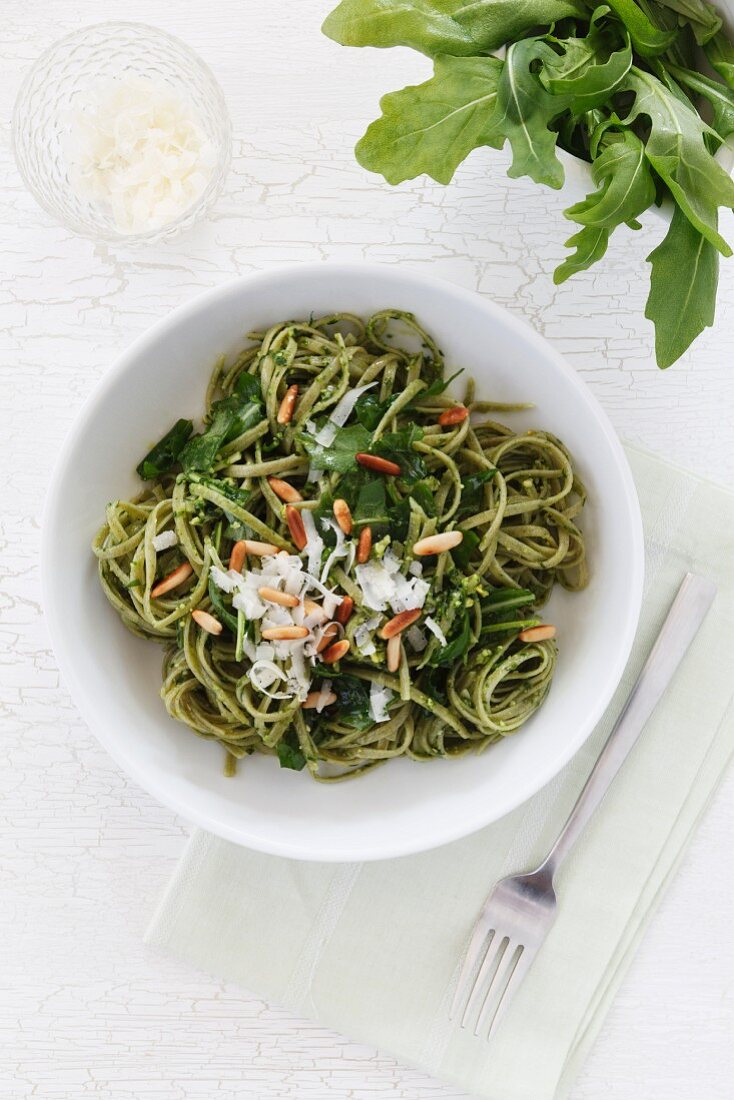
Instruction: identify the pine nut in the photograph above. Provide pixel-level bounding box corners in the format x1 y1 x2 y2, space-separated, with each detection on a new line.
386 634 402 673
191 609 223 635
267 476 302 503
277 384 299 425
261 625 310 641
333 498 353 535
357 525 372 564
315 622 340 653
335 595 354 625
303 598 328 623
321 639 350 664
355 452 401 476
379 608 422 640
438 405 469 426
302 690 337 710
240 540 279 557
518 624 557 642
285 504 307 551
258 586 300 608
413 530 464 556
151 562 193 598
229 540 247 573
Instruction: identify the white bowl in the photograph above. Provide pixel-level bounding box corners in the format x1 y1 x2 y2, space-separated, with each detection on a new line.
42 263 644 861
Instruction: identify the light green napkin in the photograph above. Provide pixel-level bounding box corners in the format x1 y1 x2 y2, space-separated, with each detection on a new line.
147 448 734 1100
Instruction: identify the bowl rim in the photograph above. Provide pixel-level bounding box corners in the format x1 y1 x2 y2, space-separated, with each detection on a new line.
11 20 232 245
41 261 645 860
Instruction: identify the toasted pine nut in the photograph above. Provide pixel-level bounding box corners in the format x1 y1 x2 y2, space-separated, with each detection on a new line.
316 622 340 653
285 504 307 551
151 562 193 598
267 477 302 503
438 405 469 426
303 598 328 623
277 384 299 425
355 452 401 477
379 608 422 640
357 525 372 564
240 540 279 557
229 540 247 573
258 586 300 608
518 624 557 643
386 634 402 673
333 498 353 535
335 595 354 625
321 639 350 664
413 530 464 556
302 690 337 710
191 609 223 635
261 625 310 641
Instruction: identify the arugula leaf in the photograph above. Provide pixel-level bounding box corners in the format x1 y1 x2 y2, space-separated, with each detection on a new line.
666 63 734 139
276 738 307 771
330 675 374 730
490 38 571 188
457 468 496 518
655 0 721 44
409 479 437 517
207 578 239 633
322 0 585 58
622 66 734 255
451 528 480 570
645 203 719 368
354 392 396 431
299 423 372 472
706 30 734 89
429 605 472 667
356 56 504 185
541 16 632 111
353 477 388 525
373 425 427 483
555 225 611 282
188 474 251 509
414 368 464 402
136 419 193 480
180 385 265 473
603 0 676 55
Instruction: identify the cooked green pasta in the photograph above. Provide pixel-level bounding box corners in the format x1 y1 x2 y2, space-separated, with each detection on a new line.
93 310 587 780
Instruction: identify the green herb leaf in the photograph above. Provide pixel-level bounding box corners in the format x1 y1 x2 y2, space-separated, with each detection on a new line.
356 56 504 185
276 739 307 771
623 66 734 256
299 423 372 472
136 419 194 480
645 203 719 368
429 605 472 666
655 0 721 45
603 0 677 55
373 425 427 483
322 0 585 58
207 578 239 633
555 226 611 282
331 674 374 730
706 29 734 89
413 368 464 402
180 385 264 474
354 392 396 431
541 14 632 111
666 63 734 138
457 468 496 518
451 528 480 570
409 479 437 517
491 38 571 188
353 477 388 525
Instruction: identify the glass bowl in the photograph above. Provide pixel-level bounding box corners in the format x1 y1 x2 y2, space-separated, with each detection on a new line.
12 22 232 244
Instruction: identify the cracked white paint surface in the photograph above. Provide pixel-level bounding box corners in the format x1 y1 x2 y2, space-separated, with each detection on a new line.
2 1 733 1097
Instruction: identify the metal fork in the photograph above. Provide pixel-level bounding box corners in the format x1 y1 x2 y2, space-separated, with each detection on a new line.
450 572 717 1040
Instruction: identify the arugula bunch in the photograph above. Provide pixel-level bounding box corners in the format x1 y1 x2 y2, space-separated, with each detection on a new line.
323 0 734 367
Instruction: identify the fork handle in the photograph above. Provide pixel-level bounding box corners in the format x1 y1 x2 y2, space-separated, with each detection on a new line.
540 572 716 877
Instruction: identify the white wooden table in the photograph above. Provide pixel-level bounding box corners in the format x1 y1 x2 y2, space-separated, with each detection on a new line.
3 2 733 1097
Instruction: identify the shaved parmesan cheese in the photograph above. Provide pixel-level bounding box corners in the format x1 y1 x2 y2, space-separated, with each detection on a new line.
425 617 447 647
326 381 377 428
315 680 334 713
301 508 325 578
152 530 178 552
369 681 393 724
249 660 289 698
406 625 428 652
232 587 266 619
408 560 423 577
355 559 429 614
209 566 239 594
65 77 217 235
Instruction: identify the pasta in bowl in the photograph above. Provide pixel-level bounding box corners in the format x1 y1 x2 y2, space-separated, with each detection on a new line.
93 310 587 781
43 264 642 859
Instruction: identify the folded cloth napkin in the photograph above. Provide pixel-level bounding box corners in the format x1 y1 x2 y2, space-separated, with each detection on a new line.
147 447 734 1100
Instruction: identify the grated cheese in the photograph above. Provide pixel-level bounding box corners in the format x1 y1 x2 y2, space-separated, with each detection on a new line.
369 681 394 724
65 77 217 234
152 530 178 552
